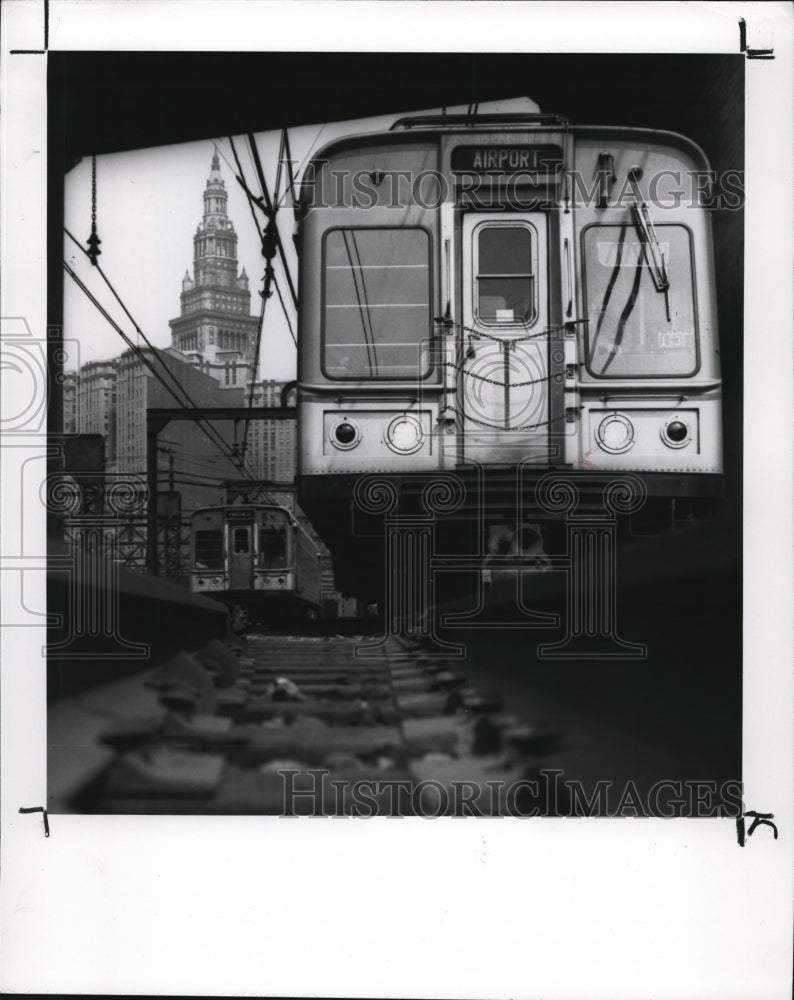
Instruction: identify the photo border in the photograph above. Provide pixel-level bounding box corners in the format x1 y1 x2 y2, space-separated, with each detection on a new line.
2 3 792 996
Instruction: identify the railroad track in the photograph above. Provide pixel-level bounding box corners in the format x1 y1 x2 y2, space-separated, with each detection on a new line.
50 628 564 817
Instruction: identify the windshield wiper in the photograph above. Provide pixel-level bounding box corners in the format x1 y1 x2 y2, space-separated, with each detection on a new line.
631 202 671 322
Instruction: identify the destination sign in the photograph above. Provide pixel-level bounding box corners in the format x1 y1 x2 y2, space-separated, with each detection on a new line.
226 508 255 521
451 144 563 175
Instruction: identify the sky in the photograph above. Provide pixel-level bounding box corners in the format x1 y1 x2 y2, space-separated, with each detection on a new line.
62 100 539 381
64 126 313 380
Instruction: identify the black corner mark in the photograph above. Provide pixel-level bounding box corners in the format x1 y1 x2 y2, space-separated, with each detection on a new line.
9 0 49 55
19 806 50 837
738 18 775 59
736 810 778 847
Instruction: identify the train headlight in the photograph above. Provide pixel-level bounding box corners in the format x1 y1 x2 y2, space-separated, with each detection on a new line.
661 418 691 448
596 413 635 454
385 414 424 455
331 418 361 450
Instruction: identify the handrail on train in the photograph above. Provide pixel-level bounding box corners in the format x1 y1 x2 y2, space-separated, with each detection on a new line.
391 112 570 130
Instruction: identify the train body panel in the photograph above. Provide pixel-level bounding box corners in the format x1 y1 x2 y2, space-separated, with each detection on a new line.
188 504 323 619
295 109 724 597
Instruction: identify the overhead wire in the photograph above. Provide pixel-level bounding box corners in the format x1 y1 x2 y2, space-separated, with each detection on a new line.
63 260 194 414
226 135 299 480
204 136 302 496
271 268 297 347
62 247 253 480
226 135 276 463
65 226 254 477
299 122 328 178
225 134 299 344
246 132 299 309
270 135 298 348
274 130 286 214
67 144 305 507
217 137 299 478
243 268 272 462
280 128 300 222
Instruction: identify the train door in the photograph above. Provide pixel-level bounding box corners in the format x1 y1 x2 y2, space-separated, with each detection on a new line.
460 212 557 466
228 522 254 590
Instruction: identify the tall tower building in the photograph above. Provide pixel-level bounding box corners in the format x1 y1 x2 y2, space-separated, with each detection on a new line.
167 149 296 486
168 151 259 388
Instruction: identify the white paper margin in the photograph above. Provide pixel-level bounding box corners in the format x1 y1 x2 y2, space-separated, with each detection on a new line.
1 2 792 997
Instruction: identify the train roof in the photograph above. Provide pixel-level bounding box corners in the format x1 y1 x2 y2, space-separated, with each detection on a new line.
190 503 293 516
297 97 542 149
300 112 711 205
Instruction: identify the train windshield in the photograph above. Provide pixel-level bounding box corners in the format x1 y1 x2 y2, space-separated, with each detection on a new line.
323 227 432 378
194 529 224 569
583 224 698 377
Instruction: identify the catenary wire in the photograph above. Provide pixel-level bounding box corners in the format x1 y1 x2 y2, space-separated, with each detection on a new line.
62 256 253 480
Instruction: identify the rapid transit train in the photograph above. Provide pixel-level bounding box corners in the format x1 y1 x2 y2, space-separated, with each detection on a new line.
188 503 324 621
295 98 724 599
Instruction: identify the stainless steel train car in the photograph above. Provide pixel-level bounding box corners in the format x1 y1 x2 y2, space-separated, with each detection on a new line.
295 101 724 599
188 504 324 620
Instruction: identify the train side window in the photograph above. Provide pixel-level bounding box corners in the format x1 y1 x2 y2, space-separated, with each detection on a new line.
474 223 537 326
195 529 223 569
233 527 250 554
583 223 698 377
323 227 432 379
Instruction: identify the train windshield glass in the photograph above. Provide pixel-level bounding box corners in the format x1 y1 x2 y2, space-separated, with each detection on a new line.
583 224 698 377
475 223 536 325
194 530 224 569
323 228 431 378
232 527 250 554
258 526 289 569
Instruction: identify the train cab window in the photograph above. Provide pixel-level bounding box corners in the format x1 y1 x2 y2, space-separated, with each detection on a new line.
194 529 223 569
232 527 250 554
583 224 698 377
323 228 432 378
258 526 288 569
474 223 537 326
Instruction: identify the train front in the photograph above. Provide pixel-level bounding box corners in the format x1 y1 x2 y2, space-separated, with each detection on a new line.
296 111 723 601
189 505 300 617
